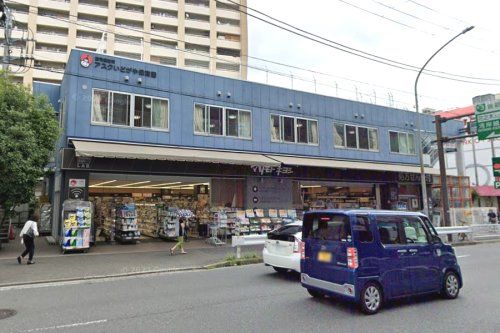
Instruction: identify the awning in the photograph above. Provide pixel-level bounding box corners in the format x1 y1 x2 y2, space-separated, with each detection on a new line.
267 155 440 175
475 186 500 197
72 140 280 166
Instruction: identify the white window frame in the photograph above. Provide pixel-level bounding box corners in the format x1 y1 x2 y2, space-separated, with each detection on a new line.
389 130 416 155
91 88 170 132
333 123 379 152
193 102 252 140
270 114 319 146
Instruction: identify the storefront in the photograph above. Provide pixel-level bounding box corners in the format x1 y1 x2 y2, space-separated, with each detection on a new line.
39 49 461 248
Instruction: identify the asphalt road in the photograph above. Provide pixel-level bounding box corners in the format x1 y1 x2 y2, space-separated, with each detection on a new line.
0 243 498 333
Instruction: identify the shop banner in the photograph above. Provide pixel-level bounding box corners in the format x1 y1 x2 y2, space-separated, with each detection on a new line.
246 177 294 209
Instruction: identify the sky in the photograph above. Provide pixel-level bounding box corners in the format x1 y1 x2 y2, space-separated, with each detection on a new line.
246 0 500 112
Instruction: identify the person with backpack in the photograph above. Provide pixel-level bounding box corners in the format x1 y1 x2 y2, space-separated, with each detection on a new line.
17 212 40 265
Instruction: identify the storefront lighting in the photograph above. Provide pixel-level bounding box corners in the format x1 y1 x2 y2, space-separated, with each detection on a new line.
148 182 182 187
89 180 117 187
134 115 141 120
115 181 151 188
296 123 303 128
145 104 151 109
300 185 322 188
228 115 237 120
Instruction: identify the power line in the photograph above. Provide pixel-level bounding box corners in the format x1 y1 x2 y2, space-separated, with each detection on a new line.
226 0 500 84
1 0 463 105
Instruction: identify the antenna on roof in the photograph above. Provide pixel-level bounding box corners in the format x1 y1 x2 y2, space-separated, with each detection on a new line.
96 32 107 54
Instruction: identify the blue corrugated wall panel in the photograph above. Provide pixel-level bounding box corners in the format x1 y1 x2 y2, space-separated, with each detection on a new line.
61 49 462 166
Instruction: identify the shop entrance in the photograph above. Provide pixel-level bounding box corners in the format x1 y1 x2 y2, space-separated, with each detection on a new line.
300 181 381 210
89 173 214 244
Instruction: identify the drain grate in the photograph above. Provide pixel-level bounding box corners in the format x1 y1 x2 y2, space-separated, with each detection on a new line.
0 309 17 320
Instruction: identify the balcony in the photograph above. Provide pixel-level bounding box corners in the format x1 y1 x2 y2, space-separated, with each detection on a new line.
115 10 144 22
150 55 177 66
38 0 71 11
150 45 178 59
113 26 144 38
76 30 102 41
78 0 108 9
150 15 178 27
115 18 144 30
36 15 69 28
185 34 210 46
185 4 210 16
151 0 178 11
75 38 100 50
36 32 68 46
33 69 64 82
184 19 210 31
78 4 108 16
114 51 142 60
34 49 68 62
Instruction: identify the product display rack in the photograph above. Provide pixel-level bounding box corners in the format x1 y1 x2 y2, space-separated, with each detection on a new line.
115 204 140 243
136 202 159 238
61 200 92 253
158 207 180 240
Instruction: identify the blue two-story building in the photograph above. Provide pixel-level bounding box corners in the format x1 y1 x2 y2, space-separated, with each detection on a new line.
36 49 460 241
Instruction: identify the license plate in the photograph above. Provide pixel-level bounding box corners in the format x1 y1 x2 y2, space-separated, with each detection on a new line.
317 251 332 263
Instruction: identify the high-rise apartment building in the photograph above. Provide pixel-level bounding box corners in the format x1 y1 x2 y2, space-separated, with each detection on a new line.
1 0 248 85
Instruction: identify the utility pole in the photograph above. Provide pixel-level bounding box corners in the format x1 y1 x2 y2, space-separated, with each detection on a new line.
435 116 451 227
1 0 13 73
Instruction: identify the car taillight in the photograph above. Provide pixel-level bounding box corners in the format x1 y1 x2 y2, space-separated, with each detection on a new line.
299 240 305 259
293 237 300 253
347 247 358 269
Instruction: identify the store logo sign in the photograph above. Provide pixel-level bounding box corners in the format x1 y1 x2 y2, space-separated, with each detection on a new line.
251 165 293 176
80 54 93 68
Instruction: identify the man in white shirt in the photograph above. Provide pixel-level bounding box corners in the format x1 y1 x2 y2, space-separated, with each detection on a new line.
17 212 40 265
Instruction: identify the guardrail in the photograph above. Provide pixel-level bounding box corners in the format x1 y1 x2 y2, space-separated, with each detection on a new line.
231 234 267 247
435 224 500 242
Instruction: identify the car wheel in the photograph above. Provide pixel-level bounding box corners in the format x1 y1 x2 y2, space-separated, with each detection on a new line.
307 288 324 298
442 271 460 299
360 282 383 315
273 267 288 273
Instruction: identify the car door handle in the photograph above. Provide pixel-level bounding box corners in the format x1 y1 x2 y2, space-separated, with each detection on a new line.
397 249 408 254
409 249 418 254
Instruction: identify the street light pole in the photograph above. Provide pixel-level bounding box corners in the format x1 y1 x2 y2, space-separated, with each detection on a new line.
414 26 474 216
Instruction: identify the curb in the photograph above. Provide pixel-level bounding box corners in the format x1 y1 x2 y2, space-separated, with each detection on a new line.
0 266 203 289
204 258 263 269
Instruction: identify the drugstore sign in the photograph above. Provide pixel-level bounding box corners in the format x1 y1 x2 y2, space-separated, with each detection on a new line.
251 165 294 176
80 53 158 79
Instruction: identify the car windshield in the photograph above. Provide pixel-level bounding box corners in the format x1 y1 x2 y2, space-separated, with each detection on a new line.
302 213 351 241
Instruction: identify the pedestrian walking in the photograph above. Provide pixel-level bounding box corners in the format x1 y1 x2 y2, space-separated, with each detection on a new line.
17 212 40 265
170 218 187 255
487 209 497 224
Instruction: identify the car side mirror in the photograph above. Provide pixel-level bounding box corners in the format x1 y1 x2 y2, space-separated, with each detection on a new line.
432 235 442 244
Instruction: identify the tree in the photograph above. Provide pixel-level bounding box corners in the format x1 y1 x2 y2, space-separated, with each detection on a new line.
0 75 60 225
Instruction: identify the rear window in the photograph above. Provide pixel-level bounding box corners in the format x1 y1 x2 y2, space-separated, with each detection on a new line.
268 225 302 241
303 213 351 242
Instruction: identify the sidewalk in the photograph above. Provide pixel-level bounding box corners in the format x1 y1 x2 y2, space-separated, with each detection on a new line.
0 237 263 287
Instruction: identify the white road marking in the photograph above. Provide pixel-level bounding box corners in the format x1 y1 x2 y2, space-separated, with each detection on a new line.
457 255 470 258
19 319 107 332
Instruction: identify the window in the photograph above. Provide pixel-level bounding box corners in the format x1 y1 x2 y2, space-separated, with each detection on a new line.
226 108 251 138
376 216 404 245
92 89 109 123
194 103 251 139
283 116 295 143
389 131 416 154
92 89 169 130
303 213 351 242
334 123 379 151
402 217 429 244
270 114 318 145
111 93 130 126
353 215 373 243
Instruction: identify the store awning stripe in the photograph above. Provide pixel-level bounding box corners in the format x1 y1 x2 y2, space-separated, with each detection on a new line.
72 140 280 166
266 155 440 175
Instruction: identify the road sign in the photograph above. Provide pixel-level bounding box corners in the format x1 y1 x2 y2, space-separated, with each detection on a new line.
493 157 500 177
475 101 500 140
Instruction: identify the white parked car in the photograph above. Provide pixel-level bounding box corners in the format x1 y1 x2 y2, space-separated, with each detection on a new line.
263 221 302 273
